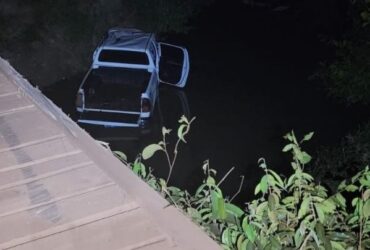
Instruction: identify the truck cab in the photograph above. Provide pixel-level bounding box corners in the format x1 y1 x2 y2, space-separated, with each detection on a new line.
76 28 189 127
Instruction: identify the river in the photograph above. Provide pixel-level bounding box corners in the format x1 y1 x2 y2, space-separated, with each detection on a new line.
43 2 369 204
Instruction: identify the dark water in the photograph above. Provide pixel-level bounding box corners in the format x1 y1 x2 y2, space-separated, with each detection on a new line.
43 3 369 204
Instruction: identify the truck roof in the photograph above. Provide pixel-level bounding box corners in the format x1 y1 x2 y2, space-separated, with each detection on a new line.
101 28 154 52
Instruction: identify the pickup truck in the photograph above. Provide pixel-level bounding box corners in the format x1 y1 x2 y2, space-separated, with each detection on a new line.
75 28 189 127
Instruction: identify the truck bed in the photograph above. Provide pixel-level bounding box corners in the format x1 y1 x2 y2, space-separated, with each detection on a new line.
82 67 150 112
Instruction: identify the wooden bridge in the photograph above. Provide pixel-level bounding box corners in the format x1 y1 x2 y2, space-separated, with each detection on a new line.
0 58 220 250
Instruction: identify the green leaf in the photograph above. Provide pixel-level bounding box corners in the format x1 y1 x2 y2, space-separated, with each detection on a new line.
246 241 255 250
282 143 294 152
270 237 282 249
351 171 363 183
231 230 239 245
242 220 256 243
294 230 304 247
284 132 294 142
333 193 346 208
363 239 370 249
177 124 187 143
300 151 312 165
178 115 188 124
256 201 268 217
302 172 314 182
286 175 295 189
351 197 359 207
268 169 284 188
206 176 216 186
237 235 245 250
321 199 336 213
222 228 232 245
159 178 167 189
267 174 277 187
330 241 346 250
140 163 147 177
113 151 127 162
301 132 314 142
142 144 163 160
254 183 261 195
363 189 370 200
260 175 269 194
268 193 279 210
187 207 203 222
132 161 145 177
315 203 326 223
282 196 295 205
337 180 347 191
225 203 245 218
211 190 226 220
347 215 359 225
298 197 310 219
291 162 299 170
316 223 332 249
359 176 370 187
239 238 248 250
311 230 320 248
315 222 325 244
162 127 171 136
345 184 358 192
364 200 370 218
195 183 208 197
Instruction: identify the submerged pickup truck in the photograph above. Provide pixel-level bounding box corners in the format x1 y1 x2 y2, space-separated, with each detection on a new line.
76 28 189 127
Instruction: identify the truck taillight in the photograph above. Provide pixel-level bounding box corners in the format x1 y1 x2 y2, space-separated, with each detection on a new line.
141 98 151 113
76 90 84 109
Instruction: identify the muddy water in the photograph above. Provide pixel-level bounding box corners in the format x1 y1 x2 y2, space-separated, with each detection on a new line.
43 3 369 203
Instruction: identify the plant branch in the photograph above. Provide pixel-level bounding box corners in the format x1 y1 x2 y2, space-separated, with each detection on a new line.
217 167 235 187
299 231 312 250
230 175 245 202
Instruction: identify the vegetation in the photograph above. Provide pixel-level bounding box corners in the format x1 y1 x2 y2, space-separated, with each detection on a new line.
114 116 370 249
318 0 370 105
312 0 370 201
313 122 370 193
0 0 211 86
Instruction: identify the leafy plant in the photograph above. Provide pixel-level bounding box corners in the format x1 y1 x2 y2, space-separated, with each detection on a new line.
113 118 370 249
316 0 370 105
312 122 370 192
141 115 196 183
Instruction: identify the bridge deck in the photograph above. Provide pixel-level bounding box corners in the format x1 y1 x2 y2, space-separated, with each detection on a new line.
0 58 220 250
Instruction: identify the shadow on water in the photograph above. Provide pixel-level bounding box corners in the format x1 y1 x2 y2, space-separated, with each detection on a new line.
43 2 370 205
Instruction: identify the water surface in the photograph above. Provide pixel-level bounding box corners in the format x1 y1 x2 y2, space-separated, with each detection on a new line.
44 3 369 203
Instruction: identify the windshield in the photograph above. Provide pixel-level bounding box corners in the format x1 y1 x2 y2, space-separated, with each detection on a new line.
98 49 149 65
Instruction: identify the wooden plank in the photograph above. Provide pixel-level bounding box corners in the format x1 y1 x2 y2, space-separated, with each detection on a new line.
0 93 34 115
0 150 83 173
0 185 135 248
5 208 167 250
126 239 181 250
0 74 18 95
0 164 114 215
0 110 61 150
0 161 94 191
0 137 79 169
0 134 65 153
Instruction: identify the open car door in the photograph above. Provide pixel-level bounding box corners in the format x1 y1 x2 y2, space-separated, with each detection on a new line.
158 42 189 88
